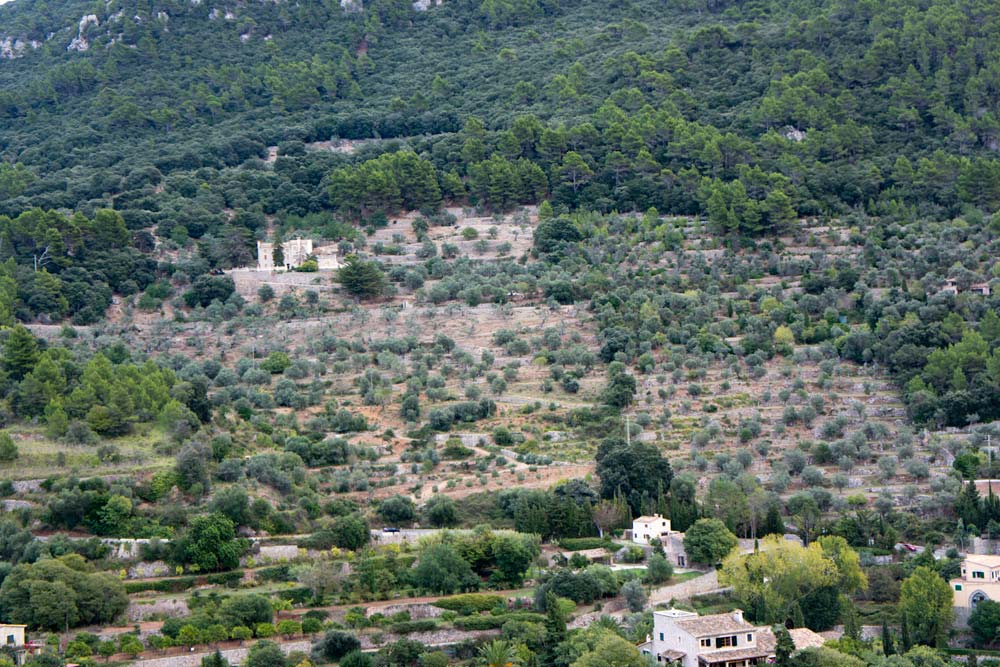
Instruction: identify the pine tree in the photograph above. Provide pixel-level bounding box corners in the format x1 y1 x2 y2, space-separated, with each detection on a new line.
336 255 387 300
0 432 17 463
900 615 912 652
3 325 39 381
201 649 230 667
986 488 1000 525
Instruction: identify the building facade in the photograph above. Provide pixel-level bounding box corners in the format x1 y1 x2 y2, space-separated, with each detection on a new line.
257 239 313 271
642 609 773 667
632 514 688 567
952 554 1000 623
0 624 27 665
633 515 673 545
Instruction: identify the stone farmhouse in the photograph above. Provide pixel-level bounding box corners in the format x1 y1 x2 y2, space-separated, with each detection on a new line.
256 239 341 271
631 514 688 567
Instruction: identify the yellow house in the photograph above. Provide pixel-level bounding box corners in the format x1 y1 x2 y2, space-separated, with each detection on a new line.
951 555 1000 622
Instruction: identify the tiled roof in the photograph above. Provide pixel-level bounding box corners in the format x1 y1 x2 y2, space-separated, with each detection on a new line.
659 649 686 661
634 516 666 524
756 628 776 653
965 554 1000 567
788 628 828 650
674 612 756 636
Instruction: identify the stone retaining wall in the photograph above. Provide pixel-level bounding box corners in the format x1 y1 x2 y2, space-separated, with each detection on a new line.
131 629 500 667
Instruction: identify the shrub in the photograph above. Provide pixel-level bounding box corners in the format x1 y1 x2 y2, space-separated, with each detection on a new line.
433 594 505 613
557 538 612 551
311 630 361 663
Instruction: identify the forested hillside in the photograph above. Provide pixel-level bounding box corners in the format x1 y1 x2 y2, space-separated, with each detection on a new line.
2 0 1000 222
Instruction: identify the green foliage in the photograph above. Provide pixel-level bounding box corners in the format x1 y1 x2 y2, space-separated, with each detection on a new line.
0 554 128 630
412 543 479 595
245 640 288 667
310 630 360 663
0 433 18 463
329 152 441 219
899 566 954 647
173 513 249 572
969 599 1000 647
378 495 416 524
595 436 672 515
570 632 646 667
219 595 273 629
683 518 738 565
423 495 458 527
433 593 505 612
337 255 388 300
331 514 371 550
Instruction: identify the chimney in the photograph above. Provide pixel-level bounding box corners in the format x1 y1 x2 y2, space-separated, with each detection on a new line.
732 610 743 623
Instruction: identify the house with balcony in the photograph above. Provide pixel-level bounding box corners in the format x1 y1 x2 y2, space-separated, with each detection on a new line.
638 609 827 667
641 609 773 667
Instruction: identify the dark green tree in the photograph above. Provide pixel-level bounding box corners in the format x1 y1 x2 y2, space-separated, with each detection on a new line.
337 256 387 300
173 513 247 572
683 518 738 565
3 325 39 381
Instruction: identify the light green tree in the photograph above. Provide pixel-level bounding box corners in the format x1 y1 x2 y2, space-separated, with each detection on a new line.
898 566 954 647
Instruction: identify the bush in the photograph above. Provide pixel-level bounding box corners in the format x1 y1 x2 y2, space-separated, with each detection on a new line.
389 619 438 634
557 538 612 551
378 495 416 524
453 612 545 630
433 594 505 613
340 651 373 667
219 594 274 628
125 577 197 594
311 630 361 663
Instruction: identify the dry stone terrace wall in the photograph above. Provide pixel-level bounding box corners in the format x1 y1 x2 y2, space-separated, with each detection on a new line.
130 630 501 667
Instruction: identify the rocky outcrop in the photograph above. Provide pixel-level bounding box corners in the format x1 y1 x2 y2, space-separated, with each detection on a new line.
0 36 41 59
68 14 99 52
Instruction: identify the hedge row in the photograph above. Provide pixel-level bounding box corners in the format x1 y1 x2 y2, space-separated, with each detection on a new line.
453 612 545 630
557 537 614 551
433 594 505 613
389 619 439 634
125 577 197 594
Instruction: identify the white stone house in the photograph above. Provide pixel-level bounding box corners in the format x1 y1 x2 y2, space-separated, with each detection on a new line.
632 514 687 567
633 515 673 545
642 609 773 667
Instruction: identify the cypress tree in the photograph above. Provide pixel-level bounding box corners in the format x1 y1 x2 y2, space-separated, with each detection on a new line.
881 620 895 655
541 591 567 667
842 598 861 641
789 602 805 629
774 625 794 667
